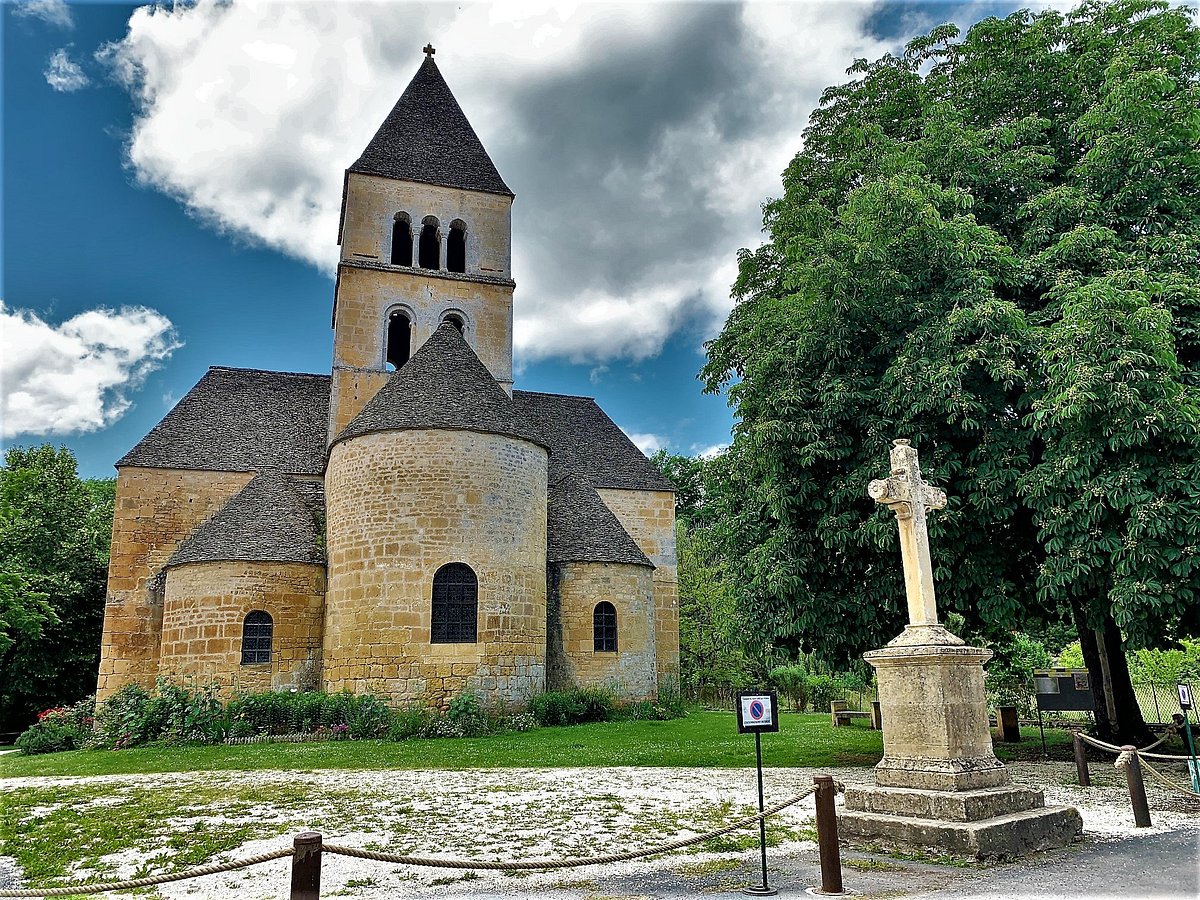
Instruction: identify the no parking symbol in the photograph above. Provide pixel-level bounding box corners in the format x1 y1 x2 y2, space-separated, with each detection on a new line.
736 691 779 734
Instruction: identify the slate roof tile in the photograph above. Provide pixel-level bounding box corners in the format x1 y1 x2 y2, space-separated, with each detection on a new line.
117 368 329 475
349 56 512 197
547 474 653 568
166 471 325 568
333 323 548 450
513 391 675 492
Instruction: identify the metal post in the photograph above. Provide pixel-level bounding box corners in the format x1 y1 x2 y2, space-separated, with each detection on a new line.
1182 709 1200 793
1121 747 1152 828
813 775 844 896
1072 732 1090 787
742 732 776 896
291 832 322 900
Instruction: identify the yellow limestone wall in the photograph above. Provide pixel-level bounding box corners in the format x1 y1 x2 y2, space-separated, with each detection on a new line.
552 562 657 700
323 428 548 708
328 265 514 439
96 467 254 702
595 489 679 685
158 561 326 694
330 172 516 441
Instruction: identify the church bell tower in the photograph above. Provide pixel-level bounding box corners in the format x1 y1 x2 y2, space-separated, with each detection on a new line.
328 45 516 442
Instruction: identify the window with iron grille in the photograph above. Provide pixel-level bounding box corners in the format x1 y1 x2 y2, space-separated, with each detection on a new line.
593 601 617 652
241 610 273 664
432 563 478 643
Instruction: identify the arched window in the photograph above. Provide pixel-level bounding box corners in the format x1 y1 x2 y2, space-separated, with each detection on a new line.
419 216 440 270
241 610 273 664
386 309 411 370
391 213 413 266
447 220 466 273
593 602 617 652
443 312 465 334
431 563 477 643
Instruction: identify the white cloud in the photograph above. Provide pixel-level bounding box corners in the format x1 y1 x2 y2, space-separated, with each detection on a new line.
96 0 889 364
45 47 89 91
624 430 664 456
0 303 181 439
12 0 73 29
696 443 728 459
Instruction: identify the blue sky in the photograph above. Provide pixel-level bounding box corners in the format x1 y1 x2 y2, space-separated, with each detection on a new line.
2 0 1034 479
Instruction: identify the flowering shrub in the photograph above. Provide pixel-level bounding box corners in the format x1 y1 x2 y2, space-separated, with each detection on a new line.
15 697 95 754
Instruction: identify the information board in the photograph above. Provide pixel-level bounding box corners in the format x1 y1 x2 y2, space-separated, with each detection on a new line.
737 691 780 734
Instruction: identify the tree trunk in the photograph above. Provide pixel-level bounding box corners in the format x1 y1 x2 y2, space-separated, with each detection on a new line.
1071 599 1152 745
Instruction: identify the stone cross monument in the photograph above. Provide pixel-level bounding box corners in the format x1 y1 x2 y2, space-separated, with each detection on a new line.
839 439 1081 858
867 439 946 627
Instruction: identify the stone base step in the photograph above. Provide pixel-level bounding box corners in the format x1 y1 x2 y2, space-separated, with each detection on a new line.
838 804 1083 859
843 784 1044 822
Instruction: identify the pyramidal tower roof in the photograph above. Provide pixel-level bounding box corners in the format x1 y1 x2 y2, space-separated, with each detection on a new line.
349 50 512 197
334 323 547 448
166 470 324 568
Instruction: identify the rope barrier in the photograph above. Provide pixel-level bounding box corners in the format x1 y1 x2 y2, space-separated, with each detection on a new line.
0 848 294 898
0 784 827 895
1077 731 1191 761
1139 756 1200 802
322 785 821 872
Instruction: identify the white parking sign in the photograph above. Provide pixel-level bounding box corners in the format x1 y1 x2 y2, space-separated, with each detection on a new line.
736 691 779 734
1180 683 1193 711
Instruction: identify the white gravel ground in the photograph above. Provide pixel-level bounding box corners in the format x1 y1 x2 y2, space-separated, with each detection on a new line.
1 761 1196 899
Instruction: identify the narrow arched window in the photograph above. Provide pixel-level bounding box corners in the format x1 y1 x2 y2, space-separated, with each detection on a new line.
447 220 466 273
419 216 440 270
443 313 465 334
241 610 273 664
386 309 411 370
432 563 477 643
391 213 413 266
593 602 617 652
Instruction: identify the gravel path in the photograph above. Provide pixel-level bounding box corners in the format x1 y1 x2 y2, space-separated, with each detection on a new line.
1 761 1196 899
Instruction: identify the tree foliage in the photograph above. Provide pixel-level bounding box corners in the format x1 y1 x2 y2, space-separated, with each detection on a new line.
701 0 1199 740
0 446 113 731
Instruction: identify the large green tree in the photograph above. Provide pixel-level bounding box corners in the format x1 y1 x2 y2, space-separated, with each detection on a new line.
0 446 113 731
702 0 1199 742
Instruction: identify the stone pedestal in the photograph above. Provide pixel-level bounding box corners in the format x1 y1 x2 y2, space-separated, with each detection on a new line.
839 625 1082 859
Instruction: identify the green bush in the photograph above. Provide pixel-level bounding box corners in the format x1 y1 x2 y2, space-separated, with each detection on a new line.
388 705 433 740
146 679 225 744
770 665 809 712
807 674 840 711
529 688 615 726
445 691 489 737
93 683 156 749
15 697 95 755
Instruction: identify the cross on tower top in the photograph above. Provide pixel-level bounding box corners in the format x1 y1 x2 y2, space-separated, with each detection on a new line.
423 43 436 58
868 439 948 627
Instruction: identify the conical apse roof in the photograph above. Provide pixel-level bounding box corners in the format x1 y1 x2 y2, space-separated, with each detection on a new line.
547 473 653 568
166 470 324 568
333 322 547 449
349 55 512 196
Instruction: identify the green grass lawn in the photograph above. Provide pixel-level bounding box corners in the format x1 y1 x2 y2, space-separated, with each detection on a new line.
0 711 1074 779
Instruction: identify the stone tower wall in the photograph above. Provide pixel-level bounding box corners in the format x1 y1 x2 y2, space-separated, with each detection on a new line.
158 561 326 694
549 561 657 700
96 467 253 702
595 488 680 686
324 428 548 708
328 264 514 439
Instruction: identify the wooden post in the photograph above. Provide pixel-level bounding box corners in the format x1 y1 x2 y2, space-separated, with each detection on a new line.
997 706 1021 743
813 776 844 895
291 832 322 900
869 700 882 731
1072 732 1090 787
1121 747 1152 828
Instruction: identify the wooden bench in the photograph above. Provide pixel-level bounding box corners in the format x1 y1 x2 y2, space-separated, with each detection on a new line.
831 700 872 727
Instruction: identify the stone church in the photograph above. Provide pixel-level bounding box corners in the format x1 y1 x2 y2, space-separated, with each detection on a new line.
95 50 678 709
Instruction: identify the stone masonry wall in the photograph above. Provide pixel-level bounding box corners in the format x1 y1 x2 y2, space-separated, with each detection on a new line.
324 428 548 708
550 562 656 700
159 561 326 694
96 467 254 702
595 489 679 685
328 265 514 440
